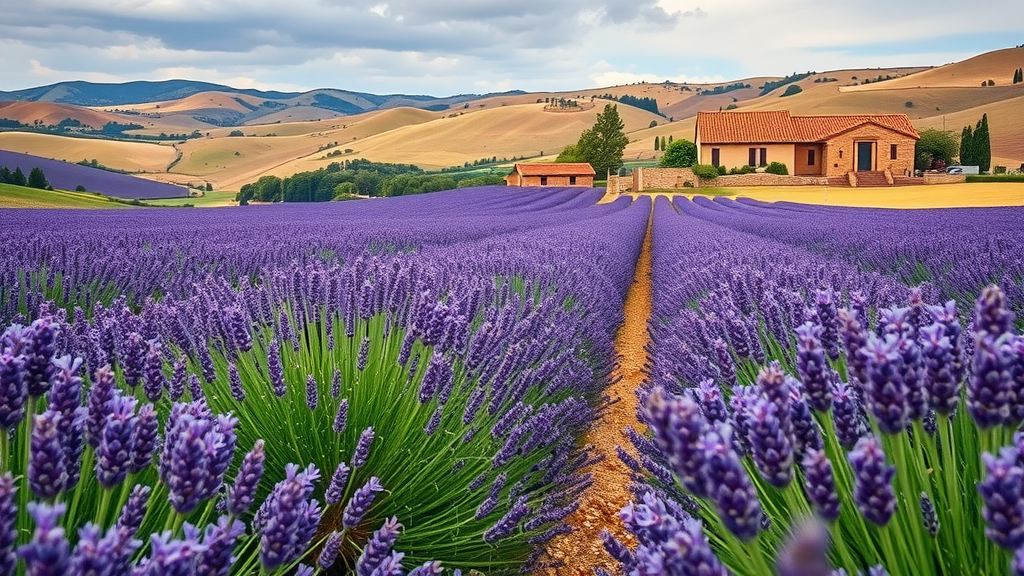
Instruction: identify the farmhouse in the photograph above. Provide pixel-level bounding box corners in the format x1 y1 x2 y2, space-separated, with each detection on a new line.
505 163 595 187
695 111 920 179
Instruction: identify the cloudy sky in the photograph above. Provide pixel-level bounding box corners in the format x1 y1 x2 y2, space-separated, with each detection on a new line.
1 0 1022 95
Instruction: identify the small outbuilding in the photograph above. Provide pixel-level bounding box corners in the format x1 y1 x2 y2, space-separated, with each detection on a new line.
505 163 596 187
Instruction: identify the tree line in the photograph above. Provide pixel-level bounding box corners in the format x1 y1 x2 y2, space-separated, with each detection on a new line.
0 165 50 189
913 114 992 172
235 159 505 204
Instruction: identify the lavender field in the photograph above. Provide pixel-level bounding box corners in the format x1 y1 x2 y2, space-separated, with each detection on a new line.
1 186 1023 576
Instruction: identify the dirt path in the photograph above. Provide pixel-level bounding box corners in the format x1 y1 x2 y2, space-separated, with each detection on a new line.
542 208 654 574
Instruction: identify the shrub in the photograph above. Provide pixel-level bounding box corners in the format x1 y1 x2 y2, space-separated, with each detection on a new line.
691 164 720 179
659 139 697 168
725 103 738 110
228 129 245 137
75 185 87 192
649 120 658 128
765 161 789 175
716 164 728 176
729 165 755 175
905 101 914 108
780 85 803 97
682 181 694 188
994 166 1007 174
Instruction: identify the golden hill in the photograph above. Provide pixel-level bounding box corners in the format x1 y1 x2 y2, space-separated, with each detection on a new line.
0 132 177 172
844 47 1024 90
0 101 123 129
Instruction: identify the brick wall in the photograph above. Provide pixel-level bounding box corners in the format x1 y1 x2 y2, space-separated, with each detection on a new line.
822 125 917 178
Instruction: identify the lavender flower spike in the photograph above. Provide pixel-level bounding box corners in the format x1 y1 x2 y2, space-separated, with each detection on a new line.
305 375 318 411
0 473 16 576
702 424 762 541
831 381 866 449
227 440 266 516
332 399 349 434
355 516 402 576
802 449 840 522
777 519 831 576
318 530 343 571
644 387 708 497
978 447 1024 549
325 461 350 506
343 477 384 529
967 333 1014 429
919 323 960 415
0 353 26 431
28 410 67 499
94 393 139 489
17 502 70 576
116 484 151 537
861 334 909 435
748 395 794 488
848 436 897 526
352 426 375 468
796 322 832 411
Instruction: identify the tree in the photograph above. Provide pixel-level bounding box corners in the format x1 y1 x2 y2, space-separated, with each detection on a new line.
668 135 674 145
654 137 660 151
959 125 974 167
916 128 959 171
11 167 26 187
27 167 48 189
556 143 583 163
660 136 666 150
974 113 991 173
659 139 697 168
561 104 629 177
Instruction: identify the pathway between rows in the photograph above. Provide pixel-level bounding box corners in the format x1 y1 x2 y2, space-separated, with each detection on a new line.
542 207 654 574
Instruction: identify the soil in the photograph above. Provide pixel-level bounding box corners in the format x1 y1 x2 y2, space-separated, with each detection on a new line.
540 208 654 575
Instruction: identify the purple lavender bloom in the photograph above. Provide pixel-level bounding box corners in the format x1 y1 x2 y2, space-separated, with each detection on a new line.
353 426 374 468
747 395 794 488
483 495 531 543
116 484 151 536
257 463 321 571
832 381 866 449
796 322 832 411
815 289 841 360
136 530 206 576
861 335 909 434
18 502 69 576
920 323 960 415
729 385 754 455
343 477 383 529
22 318 59 397
848 436 897 526
68 523 119 576
128 403 159 474
839 309 870 388
756 362 792 425
0 474 16 576
94 393 139 489
227 440 265 516
332 399 349 434
143 339 165 402
227 306 252 353
331 368 341 398
975 285 1015 338
228 363 245 402
790 393 824 460
267 340 285 397
644 387 708 497
703 425 762 541
86 371 119 449
325 462 350 506
29 409 67 498
122 332 145 388
777 520 831 576
305 375 318 411
978 447 1024 549
46 356 86 490
196 515 245 576
407 561 444 576
920 492 939 537
318 530 343 570
355 516 402 576
357 337 370 371
713 338 736 386
0 353 26 431
159 403 238 515
600 529 634 566
803 449 841 522
967 334 1014 429
695 379 728 424
169 357 187 401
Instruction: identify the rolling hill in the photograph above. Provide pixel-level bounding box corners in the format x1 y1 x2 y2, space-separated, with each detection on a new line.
0 149 187 199
1 46 1021 191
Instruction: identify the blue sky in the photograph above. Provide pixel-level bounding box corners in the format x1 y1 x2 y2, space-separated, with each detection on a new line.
0 0 1021 95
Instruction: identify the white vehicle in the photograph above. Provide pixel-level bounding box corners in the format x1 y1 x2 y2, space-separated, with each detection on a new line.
946 165 980 175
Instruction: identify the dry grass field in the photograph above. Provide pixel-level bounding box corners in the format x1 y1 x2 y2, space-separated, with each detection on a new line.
843 47 1024 90
0 101 123 129
0 132 177 173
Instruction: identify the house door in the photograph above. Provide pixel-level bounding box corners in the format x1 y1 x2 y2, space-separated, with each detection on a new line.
857 142 873 172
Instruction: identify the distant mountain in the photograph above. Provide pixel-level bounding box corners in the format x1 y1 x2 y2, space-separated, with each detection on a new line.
0 79 525 115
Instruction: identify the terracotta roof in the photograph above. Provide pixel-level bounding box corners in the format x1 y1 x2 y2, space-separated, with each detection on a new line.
697 111 920 144
513 163 595 176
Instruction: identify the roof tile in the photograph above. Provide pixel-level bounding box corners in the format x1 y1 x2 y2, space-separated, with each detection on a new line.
514 163 596 176
697 111 920 144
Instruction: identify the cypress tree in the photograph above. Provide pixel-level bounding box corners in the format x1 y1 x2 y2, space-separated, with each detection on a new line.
0 166 10 184
11 167 26 187
975 114 991 173
668 135 674 145
959 125 974 166
27 167 49 190
654 137 660 151
660 136 666 150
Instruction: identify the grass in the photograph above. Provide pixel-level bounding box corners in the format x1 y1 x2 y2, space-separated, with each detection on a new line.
966 174 1024 183
146 191 236 207
0 183 134 209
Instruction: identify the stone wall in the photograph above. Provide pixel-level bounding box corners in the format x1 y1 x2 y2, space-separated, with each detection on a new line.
634 167 701 190
607 174 632 193
709 173 829 187
923 173 967 185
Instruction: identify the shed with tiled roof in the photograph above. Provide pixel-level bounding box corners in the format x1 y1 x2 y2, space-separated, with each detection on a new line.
505 163 596 187
695 111 920 178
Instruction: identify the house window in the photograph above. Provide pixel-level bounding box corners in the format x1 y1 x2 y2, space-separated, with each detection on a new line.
748 148 757 167
759 148 768 167
569 176 577 185
890 144 898 160
808 149 816 166
711 148 721 167
540 176 548 185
